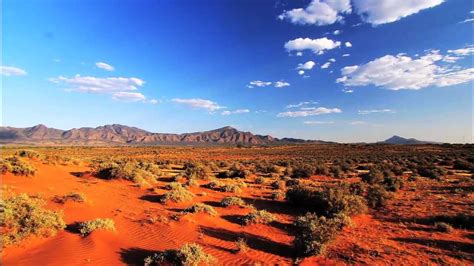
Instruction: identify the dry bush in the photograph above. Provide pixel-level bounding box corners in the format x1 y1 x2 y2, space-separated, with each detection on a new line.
235 238 249 253
52 192 86 204
242 210 275 225
0 156 37 176
78 218 115 236
15 150 41 159
366 185 391 209
220 196 246 207
183 203 218 216
161 186 195 203
294 212 351 257
144 243 216 266
1 193 66 246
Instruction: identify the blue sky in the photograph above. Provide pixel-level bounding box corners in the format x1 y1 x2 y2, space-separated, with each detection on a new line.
1 0 473 143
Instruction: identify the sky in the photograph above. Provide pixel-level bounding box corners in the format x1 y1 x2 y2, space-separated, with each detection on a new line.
1 0 473 143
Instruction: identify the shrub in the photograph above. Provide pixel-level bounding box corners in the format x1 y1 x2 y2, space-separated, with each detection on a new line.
15 150 41 159
291 166 313 178
221 184 242 193
183 203 217 216
285 178 301 187
242 210 275 225
255 176 265 184
183 162 209 180
271 180 286 190
0 156 37 176
235 238 249 253
1 193 66 246
361 169 384 184
165 182 184 190
366 185 391 209
293 212 351 257
144 243 216 266
78 218 115 236
271 190 285 200
286 185 367 217
161 186 195 203
434 222 454 233
220 196 246 207
52 192 86 204
186 179 200 188
383 176 404 192
348 182 366 196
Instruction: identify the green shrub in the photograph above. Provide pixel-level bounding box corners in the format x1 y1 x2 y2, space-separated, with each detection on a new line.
293 212 351 257
16 150 41 159
291 165 313 178
255 176 265 184
366 185 391 209
78 218 115 236
286 185 367 217
1 193 66 246
434 222 453 233
220 196 246 207
52 192 86 204
183 203 217 216
0 156 37 176
361 169 384 184
161 187 195 203
235 238 248 253
144 243 216 266
242 210 275 225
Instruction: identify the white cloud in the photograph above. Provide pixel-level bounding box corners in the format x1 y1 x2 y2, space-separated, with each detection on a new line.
298 70 305 75
329 58 336 62
247 80 290 88
148 99 160 104
0 66 27 76
112 92 146 102
352 0 444 25
345 41 352 47
95 62 115 71
297 61 316 70
221 109 250 115
296 52 303 56
286 101 318 109
50 75 145 93
333 30 341 35
358 109 395 115
460 18 474 23
303 121 335 125
342 53 350 57
274 81 291 88
350 120 368 125
247 80 272 88
278 0 351 26
321 62 331 69
285 37 341 55
342 88 353 93
448 46 474 56
337 48 474 90
172 98 224 111
277 107 342 117
49 74 156 103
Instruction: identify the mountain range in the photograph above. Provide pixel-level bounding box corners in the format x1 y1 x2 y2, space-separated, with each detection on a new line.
0 124 435 146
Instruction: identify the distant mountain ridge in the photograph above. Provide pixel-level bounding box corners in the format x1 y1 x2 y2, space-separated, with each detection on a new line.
0 124 328 145
379 135 438 145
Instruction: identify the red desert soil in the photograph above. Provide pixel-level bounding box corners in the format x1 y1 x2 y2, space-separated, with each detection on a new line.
2 161 473 265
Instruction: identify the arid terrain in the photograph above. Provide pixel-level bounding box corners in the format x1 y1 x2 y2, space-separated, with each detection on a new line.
1 144 473 265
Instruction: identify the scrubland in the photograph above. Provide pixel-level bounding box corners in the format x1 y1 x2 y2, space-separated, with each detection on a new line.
1 144 473 265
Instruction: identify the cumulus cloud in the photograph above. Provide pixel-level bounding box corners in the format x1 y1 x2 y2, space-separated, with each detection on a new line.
247 80 290 88
286 101 318 109
285 37 341 55
1 66 27 76
297 61 316 70
50 75 145 93
280 0 444 26
337 48 474 90
304 121 335 125
345 41 352 47
221 109 250 115
352 0 444 25
274 81 291 88
358 109 395 115
333 30 341 35
112 92 146 102
95 62 115 71
278 0 351 26
298 70 305 75
172 98 224 111
277 107 342 117
49 74 157 103
321 62 331 69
